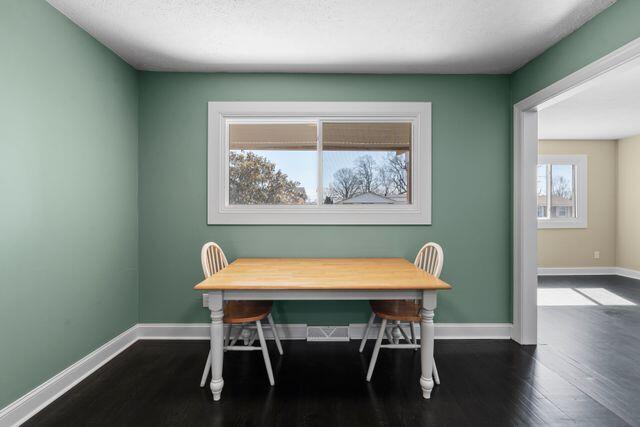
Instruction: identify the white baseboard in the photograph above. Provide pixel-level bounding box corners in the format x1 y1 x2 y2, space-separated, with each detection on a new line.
137 323 308 340
616 267 640 281
537 267 617 276
349 322 513 340
140 322 513 341
0 320 512 426
537 266 640 280
0 325 139 427
431 323 513 339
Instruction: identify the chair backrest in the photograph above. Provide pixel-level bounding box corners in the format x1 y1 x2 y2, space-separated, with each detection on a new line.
414 242 444 278
201 242 229 278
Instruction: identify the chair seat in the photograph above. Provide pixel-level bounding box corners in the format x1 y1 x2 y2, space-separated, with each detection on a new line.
370 300 421 322
223 301 272 324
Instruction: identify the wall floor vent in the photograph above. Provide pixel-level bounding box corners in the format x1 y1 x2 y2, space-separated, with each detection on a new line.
306 326 349 342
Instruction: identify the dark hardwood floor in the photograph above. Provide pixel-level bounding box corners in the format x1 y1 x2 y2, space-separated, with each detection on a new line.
24 340 627 427
538 275 640 426
24 276 639 426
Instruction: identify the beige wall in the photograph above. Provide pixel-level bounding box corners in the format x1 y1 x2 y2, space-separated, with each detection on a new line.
617 135 640 271
537 140 617 268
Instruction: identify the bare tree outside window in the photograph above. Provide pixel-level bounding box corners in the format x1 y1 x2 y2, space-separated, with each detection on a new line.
550 164 574 218
537 163 576 219
377 163 394 196
323 152 409 203
552 175 572 199
329 168 361 201
384 153 409 195
354 155 378 194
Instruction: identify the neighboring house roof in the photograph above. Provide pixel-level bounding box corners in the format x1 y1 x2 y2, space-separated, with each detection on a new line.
339 192 396 204
537 195 573 207
386 194 408 203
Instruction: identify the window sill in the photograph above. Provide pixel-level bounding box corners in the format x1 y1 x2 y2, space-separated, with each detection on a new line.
537 219 587 229
209 204 430 225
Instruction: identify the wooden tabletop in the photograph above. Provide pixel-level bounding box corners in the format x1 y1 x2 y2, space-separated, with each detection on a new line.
194 258 452 291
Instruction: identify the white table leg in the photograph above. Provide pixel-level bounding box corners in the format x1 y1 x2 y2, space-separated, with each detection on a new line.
420 291 437 399
208 291 224 401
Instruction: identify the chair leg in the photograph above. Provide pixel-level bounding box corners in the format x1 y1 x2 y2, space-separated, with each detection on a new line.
366 318 387 382
397 322 411 343
410 322 417 351
224 325 231 351
359 313 376 353
432 357 440 385
199 349 211 387
248 329 258 346
384 325 394 344
256 320 275 386
392 320 403 344
267 313 283 355
229 325 242 347
241 327 252 346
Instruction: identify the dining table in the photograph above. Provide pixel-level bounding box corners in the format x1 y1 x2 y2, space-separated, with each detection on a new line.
194 257 452 401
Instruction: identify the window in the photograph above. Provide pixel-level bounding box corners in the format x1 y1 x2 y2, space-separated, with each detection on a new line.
228 122 318 205
208 102 431 224
322 122 411 205
537 154 587 228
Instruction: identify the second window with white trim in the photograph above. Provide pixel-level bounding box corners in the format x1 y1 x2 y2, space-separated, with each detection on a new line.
537 154 587 229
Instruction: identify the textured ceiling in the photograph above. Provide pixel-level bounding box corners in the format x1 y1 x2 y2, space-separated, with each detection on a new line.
539 61 640 140
47 0 615 73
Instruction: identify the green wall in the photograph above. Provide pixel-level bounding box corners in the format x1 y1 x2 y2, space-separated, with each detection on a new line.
511 0 640 103
0 1 139 408
138 73 512 325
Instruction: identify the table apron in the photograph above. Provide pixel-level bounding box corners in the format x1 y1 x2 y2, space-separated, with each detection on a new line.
207 289 435 301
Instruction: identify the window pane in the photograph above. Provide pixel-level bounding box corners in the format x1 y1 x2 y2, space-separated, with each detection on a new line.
228 123 317 205
551 164 575 218
537 164 548 218
321 122 411 204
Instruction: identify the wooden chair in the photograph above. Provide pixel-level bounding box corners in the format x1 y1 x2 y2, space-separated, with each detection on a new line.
199 242 283 387
359 242 444 383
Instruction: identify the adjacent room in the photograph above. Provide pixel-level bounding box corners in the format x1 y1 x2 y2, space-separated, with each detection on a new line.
535 61 640 424
1 1 640 426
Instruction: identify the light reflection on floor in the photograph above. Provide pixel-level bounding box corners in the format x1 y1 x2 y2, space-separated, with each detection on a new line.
537 287 636 306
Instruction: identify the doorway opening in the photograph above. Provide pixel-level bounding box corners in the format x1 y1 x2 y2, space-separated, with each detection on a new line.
512 36 640 345
514 36 640 426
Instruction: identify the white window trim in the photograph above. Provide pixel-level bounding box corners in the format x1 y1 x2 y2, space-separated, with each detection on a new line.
208 102 431 225
537 154 587 229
